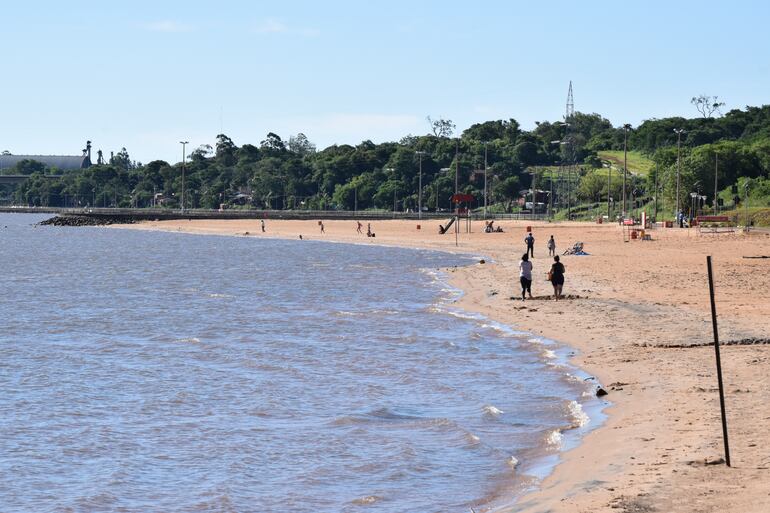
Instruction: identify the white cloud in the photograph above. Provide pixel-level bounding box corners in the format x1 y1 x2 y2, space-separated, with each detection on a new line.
254 18 319 37
143 21 194 33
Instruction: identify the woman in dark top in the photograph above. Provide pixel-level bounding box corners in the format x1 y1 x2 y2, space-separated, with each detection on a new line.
550 255 565 300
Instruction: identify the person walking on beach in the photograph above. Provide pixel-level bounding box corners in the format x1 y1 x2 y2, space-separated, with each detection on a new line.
356 221 363 234
261 219 266 233
320 221 325 234
547 235 556 256
519 253 533 300
524 232 535 258
549 255 565 301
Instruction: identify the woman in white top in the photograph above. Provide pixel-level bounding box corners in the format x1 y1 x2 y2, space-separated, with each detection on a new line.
519 253 533 300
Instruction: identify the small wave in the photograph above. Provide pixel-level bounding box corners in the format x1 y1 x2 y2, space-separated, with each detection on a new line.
543 349 556 359
175 337 201 344
466 433 481 445
335 310 363 317
546 429 564 447
482 405 504 416
507 456 520 469
351 495 383 506
568 400 590 427
442 309 484 322
207 293 234 299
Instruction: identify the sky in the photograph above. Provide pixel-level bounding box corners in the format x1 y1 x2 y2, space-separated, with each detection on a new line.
2 0 770 164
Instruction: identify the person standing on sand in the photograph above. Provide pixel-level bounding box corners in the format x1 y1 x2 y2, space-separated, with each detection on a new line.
524 232 535 258
550 255 565 300
261 219 266 233
547 235 556 256
519 253 533 300
320 221 325 233
356 221 363 234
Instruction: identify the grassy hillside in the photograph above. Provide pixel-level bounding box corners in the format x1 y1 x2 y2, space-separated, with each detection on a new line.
598 150 655 176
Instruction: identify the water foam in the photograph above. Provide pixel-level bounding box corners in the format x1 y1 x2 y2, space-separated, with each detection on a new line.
568 400 590 428
546 429 564 447
483 405 504 416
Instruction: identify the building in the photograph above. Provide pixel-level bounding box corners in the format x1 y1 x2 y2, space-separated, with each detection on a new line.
0 141 93 171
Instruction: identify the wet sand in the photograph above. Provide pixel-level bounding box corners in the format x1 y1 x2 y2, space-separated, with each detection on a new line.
117 218 770 512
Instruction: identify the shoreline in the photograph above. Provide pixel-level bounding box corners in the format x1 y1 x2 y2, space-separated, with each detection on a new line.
430 277 609 512
111 217 770 512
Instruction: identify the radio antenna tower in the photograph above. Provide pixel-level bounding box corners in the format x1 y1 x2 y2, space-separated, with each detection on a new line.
565 80 574 121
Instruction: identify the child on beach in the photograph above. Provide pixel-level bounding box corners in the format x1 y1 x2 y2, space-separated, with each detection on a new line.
519 253 533 300
550 255 565 300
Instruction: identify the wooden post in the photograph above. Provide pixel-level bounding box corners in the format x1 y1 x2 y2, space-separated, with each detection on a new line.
706 255 731 467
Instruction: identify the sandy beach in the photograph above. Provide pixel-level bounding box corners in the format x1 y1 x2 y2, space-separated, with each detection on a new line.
117 217 770 512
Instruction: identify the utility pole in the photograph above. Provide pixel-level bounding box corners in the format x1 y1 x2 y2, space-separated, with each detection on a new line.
454 139 459 243
714 152 719 215
483 142 488 220
565 82 574 221
622 124 631 219
415 151 427 220
179 141 189 213
606 161 612 219
674 128 685 223
654 161 659 222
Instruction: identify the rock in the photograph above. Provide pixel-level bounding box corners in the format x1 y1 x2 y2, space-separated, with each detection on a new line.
596 386 609 397
37 215 136 227
479 259 486 264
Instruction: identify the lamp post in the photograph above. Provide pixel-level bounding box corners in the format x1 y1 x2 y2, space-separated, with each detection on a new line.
653 160 659 222
604 160 612 220
744 181 750 231
673 128 685 223
180 141 189 213
385 168 396 214
714 151 719 215
551 136 572 219
415 151 428 219
483 142 489 220
439 168 450 211
622 124 631 219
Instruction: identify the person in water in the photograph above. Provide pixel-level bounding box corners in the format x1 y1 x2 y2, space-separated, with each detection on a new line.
519 253 533 300
550 255 565 300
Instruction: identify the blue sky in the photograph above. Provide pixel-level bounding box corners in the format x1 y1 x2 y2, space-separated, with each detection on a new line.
2 0 769 164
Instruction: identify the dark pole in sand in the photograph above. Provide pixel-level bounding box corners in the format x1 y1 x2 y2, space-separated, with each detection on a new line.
706 255 731 467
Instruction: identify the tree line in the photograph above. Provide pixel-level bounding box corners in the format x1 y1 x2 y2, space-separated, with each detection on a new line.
4 103 770 217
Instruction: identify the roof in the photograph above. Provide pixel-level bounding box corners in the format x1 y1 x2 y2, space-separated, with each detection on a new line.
0 154 91 171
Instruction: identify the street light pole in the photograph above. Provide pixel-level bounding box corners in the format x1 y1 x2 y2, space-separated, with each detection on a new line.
483 142 488 220
180 141 189 213
606 161 612 220
455 140 460 244
622 124 631 219
385 167 396 215
415 151 427 220
714 151 719 215
674 128 685 223
654 160 659 222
